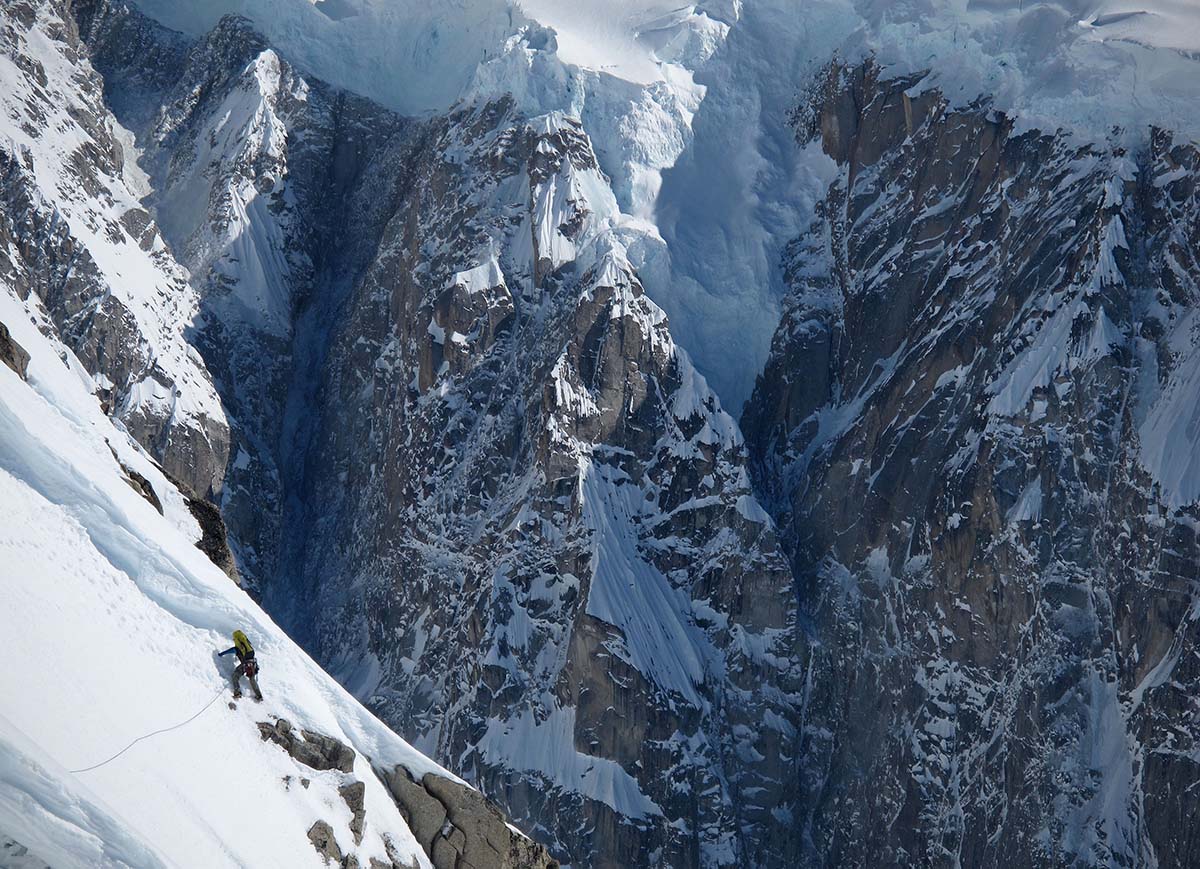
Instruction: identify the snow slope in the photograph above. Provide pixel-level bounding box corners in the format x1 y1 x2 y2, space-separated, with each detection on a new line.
0 289 440 868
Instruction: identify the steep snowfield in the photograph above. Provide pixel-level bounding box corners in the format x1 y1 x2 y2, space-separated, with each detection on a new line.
0 292 439 868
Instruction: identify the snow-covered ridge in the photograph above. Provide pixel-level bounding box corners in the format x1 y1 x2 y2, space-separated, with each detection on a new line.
127 0 525 115
155 44 303 338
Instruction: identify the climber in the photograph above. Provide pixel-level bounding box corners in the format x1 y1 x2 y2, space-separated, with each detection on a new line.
218 630 263 701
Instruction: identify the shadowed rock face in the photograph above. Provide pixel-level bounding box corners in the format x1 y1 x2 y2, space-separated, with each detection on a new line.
744 61 1200 867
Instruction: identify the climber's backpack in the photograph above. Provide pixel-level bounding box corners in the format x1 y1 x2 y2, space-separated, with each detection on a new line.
233 630 254 659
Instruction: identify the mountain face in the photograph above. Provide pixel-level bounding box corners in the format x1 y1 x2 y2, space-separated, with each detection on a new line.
75 0 418 590
743 62 1200 866
7 0 1200 867
0 0 228 498
71 3 804 866
286 102 805 866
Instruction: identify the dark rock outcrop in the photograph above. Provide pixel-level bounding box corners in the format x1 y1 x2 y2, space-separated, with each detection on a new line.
339 781 366 846
0 836 51 869
263 721 421 868
122 465 163 515
258 718 356 773
0 321 30 380
266 717 536 868
148 461 238 581
307 820 343 865
183 492 239 582
378 764 557 869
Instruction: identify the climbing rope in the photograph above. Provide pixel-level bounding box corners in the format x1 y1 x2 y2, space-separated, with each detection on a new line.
68 685 228 774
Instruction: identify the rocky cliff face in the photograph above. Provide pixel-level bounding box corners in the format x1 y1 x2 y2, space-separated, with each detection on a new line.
74 5 805 866
75 1 416 591
287 100 804 867
0 0 228 497
744 61 1200 867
